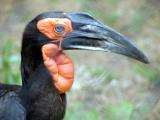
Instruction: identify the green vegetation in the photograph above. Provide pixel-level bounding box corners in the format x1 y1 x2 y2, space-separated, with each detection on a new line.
65 100 133 120
0 37 21 85
132 64 160 81
103 101 133 120
65 102 100 120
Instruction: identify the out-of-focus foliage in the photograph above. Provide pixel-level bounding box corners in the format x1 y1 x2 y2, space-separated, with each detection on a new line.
0 37 21 85
0 0 160 120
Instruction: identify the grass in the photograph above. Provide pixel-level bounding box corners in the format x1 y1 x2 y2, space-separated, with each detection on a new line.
103 101 133 120
64 100 133 120
132 64 160 81
65 102 101 120
0 38 21 85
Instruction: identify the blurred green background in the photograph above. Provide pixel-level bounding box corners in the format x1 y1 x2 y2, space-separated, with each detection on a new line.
0 0 160 120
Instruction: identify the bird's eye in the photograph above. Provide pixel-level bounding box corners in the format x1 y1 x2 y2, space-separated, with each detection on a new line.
54 24 65 34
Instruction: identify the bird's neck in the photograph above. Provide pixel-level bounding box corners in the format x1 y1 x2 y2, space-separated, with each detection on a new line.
20 43 42 84
19 22 66 119
20 45 55 96
20 48 66 119
20 21 42 85
20 43 52 101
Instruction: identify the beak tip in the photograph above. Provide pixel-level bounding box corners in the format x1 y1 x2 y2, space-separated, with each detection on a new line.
142 57 150 64
138 53 149 64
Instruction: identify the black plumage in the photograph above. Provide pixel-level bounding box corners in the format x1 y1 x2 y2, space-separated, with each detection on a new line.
0 12 67 120
0 11 148 120
0 64 66 120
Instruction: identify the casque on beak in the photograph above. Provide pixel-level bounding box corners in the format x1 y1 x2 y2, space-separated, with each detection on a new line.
61 12 149 64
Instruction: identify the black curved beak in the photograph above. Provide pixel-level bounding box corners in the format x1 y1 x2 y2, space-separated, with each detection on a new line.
62 12 149 64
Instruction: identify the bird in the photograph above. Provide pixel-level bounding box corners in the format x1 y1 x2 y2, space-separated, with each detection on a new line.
0 11 149 120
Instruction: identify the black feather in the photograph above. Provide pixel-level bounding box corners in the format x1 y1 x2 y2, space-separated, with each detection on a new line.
0 12 67 120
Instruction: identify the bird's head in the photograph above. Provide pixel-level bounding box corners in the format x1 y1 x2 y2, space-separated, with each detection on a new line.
21 11 149 92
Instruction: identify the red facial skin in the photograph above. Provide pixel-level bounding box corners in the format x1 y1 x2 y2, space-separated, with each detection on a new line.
37 18 74 94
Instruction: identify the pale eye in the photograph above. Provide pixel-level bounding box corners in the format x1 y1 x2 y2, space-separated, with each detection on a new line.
54 24 65 34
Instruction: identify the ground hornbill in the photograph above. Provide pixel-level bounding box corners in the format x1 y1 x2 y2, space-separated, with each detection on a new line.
0 12 149 120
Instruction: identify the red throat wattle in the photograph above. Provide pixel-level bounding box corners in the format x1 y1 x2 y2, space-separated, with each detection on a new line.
42 44 74 94
37 18 74 94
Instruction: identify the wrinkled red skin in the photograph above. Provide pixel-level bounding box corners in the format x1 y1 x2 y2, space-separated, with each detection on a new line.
42 44 74 94
37 18 74 94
